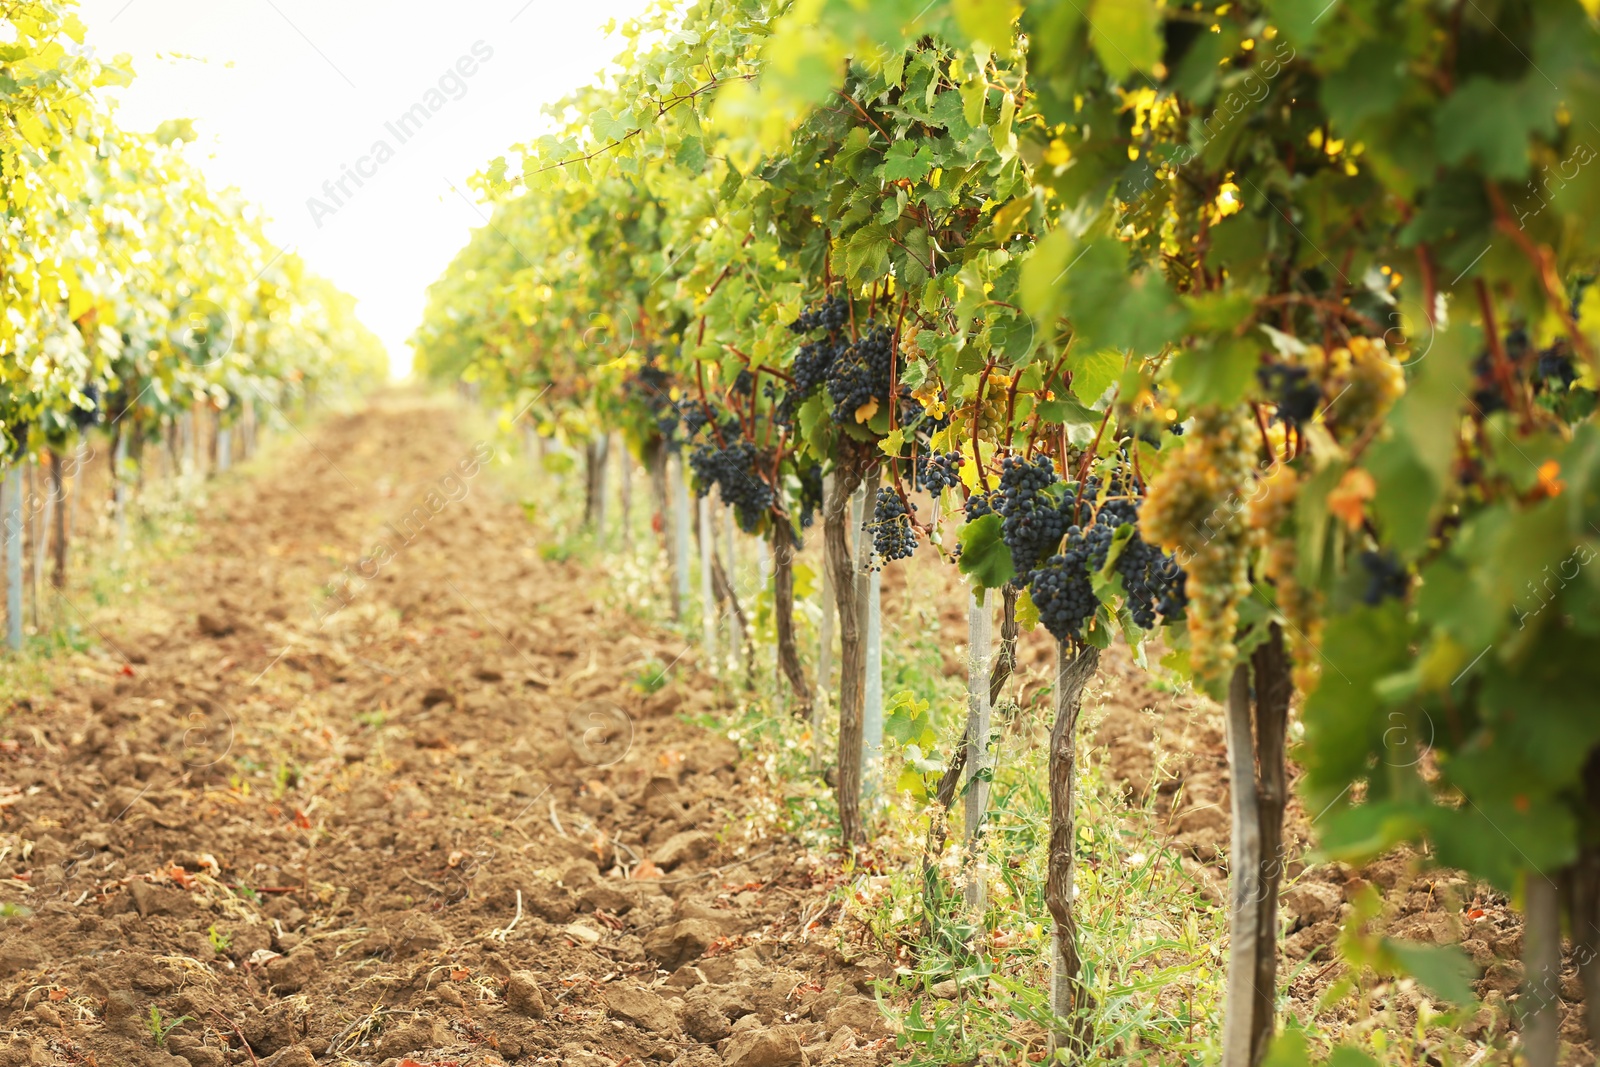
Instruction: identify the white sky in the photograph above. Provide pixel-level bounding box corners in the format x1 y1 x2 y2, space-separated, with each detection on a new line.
80 0 653 377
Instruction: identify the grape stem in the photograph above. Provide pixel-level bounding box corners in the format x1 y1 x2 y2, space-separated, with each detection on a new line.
1475 278 1531 431
888 292 909 498
1024 345 1075 463
834 87 893 145
693 360 727 451
1253 403 1275 465
1487 182 1598 368
1002 368 1022 450
1415 240 1439 330
972 360 995 492
1255 292 1382 336
1072 387 1117 525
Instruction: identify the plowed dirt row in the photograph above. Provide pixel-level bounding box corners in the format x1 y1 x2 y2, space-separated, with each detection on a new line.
0 397 886 1067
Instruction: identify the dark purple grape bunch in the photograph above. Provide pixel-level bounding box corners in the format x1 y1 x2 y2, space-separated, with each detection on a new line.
1258 363 1322 428
825 325 894 424
916 450 964 494
867 486 917 568
788 295 849 336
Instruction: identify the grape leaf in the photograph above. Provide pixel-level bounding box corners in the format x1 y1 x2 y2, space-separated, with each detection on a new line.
1086 0 1161 79
1169 336 1259 408
1434 75 1561 181
952 0 1020 54
957 514 1016 590
1015 585 1040 631
1066 348 1123 406
1320 41 1407 132
1035 397 1098 426
675 135 707 172
1382 940 1478 1006
878 141 936 182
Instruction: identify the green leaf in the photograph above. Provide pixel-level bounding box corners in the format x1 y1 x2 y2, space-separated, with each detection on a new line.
1019 226 1075 320
797 393 832 460
1261 1030 1311 1067
1086 0 1160 80
1084 604 1114 648
842 224 893 283
957 513 1016 590
1434 75 1561 181
1097 522 1136 578
896 765 932 800
1481 617 1600 784
991 90 1017 158
1035 397 1098 426
589 108 629 143
1366 436 1439 561
1320 42 1407 132
1368 321 1474 557
1316 801 1427 865
878 141 936 182
1383 940 1478 1006
1264 0 1334 51
884 690 936 748
675 135 707 172
1424 800 1578 893
990 197 1032 243
1067 348 1123 405
1184 289 1257 334
1169 336 1259 408
1299 601 1415 800
962 78 988 129
1038 237 1186 356
952 0 1019 54
1204 211 1270 283
1294 461 1343 588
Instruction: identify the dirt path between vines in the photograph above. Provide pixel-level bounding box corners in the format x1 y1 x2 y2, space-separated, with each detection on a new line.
0 395 888 1067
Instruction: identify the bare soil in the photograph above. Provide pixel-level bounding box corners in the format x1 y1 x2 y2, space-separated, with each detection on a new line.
0 397 889 1067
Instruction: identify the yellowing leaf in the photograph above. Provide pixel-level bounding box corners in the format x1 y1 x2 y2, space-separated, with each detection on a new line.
1328 468 1376 531
1015 586 1040 631
1536 460 1565 498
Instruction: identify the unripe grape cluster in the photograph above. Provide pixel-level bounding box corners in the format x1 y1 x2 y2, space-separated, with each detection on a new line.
1141 408 1260 680
1247 464 1321 692
1308 337 1405 442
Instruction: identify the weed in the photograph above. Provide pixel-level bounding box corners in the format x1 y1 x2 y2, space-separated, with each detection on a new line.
633 658 670 693
146 1005 192 1048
